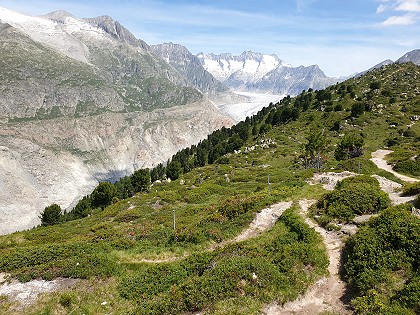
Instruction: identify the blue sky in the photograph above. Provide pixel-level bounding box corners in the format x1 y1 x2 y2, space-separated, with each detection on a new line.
0 0 419 77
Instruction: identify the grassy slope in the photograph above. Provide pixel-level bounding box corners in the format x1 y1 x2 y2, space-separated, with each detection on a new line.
1 62 420 314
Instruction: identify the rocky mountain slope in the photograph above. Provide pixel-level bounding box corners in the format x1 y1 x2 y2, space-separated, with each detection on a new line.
0 6 234 234
354 59 394 78
0 7 206 119
0 101 232 235
197 51 338 95
396 48 420 65
151 42 228 96
355 48 420 78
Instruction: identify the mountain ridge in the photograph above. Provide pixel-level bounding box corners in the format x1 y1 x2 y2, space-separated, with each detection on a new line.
196 50 339 95
151 42 228 96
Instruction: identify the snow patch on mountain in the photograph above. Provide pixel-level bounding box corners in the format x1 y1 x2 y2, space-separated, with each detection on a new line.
0 6 108 63
197 50 337 95
197 51 290 84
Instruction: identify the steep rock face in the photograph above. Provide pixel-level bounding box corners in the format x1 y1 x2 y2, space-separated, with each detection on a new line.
197 51 338 95
0 101 234 235
83 15 149 50
397 49 420 65
151 42 228 96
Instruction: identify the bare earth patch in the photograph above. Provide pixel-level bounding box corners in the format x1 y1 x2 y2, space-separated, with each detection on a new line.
371 174 416 205
0 273 78 308
370 149 420 183
233 201 293 242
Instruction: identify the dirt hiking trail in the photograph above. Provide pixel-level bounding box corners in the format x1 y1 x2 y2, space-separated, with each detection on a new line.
262 199 352 315
370 149 420 183
132 201 294 264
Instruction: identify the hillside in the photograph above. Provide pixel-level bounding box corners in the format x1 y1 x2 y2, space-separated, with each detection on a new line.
1 62 420 314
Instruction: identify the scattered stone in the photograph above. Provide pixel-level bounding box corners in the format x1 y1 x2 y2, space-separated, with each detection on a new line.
0 274 78 307
352 214 376 225
307 171 357 191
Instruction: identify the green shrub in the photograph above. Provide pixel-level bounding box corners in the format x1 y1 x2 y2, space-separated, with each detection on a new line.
313 176 390 223
119 263 190 301
394 160 420 177
402 182 420 196
344 205 420 313
0 243 118 281
119 208 328 314
114 208 142 222
335 175 380 190
217 194 262 219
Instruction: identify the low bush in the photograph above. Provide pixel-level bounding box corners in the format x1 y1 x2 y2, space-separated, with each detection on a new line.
335 175 380 189
114 208 142 223
0 242 118 282
312 176 390 223
119 208 328 314
394 159 420 177
344 205 420 314
217 194 262 219
402 182 420 196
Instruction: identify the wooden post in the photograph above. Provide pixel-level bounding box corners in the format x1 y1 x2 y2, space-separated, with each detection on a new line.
173 209 176 231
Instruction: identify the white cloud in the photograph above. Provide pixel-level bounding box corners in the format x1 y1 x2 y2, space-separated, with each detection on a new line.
376 0 420 25
380 13 418 25
376 0 420 12
396 0 420 12
296 0 318 12
377 4 390 13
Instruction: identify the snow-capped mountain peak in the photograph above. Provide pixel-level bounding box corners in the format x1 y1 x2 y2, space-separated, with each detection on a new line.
196 50 338 95
196 50 291 84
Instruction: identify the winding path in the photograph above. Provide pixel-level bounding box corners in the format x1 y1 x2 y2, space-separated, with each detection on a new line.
126 201 294 264
370 149 419 183
262 200 352 315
